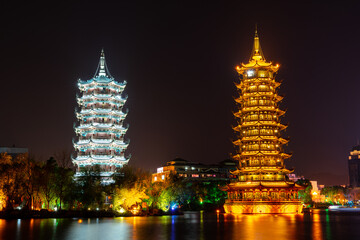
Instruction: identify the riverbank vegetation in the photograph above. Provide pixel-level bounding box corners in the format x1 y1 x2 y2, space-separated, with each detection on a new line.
0 153 227 217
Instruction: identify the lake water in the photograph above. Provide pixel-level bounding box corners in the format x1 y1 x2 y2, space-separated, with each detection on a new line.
1 211 360 240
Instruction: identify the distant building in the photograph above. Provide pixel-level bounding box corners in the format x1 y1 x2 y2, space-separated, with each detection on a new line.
288 173 304 182
0 147 28 158
152 158 238 182
348 145 360 187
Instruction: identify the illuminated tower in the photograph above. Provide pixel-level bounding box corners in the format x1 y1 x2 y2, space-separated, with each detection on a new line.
348 145 360 188
73 50 129 181
223 30 302 214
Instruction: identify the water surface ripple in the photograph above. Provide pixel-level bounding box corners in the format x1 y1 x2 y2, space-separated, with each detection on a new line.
0 211 359 240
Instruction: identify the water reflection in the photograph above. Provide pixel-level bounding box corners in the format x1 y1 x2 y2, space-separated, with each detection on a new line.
0 212 360 239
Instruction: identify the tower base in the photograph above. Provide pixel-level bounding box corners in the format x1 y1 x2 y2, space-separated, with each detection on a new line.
224 201 303 214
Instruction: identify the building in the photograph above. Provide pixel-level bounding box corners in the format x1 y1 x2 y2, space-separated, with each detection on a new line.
0 146 28 158
72 50 130 181
152 158 238 182
222 30 303 214
348 145 360 187
288 173 304 182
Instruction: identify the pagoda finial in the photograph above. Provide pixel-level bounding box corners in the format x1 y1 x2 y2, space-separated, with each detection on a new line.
249 26 265 62
94 49 113 78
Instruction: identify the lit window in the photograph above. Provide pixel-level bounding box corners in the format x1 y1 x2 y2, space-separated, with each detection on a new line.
154 176 157 181
258 71 267 77
247 70 254 77
161 175 165 180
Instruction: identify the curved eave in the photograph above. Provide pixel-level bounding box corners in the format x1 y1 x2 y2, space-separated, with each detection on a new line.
78 77 126 87
228 181 295 189
79 109 127 116
240 151 286 157
235 94 283 103
74 140 129 148
281 153 292 159
78 98 127 104
238 167 293 173
73 155 129 162
241 122 287 129
235 61 280 73
239 136 288 142
238 107 286 115
75 126 128 132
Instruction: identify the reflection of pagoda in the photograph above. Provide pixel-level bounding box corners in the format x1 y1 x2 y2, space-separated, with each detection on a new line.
73 50 130 181
223 30 302 214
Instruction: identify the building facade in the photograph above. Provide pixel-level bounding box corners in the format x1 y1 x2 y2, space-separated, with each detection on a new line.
222 30 302 214
72 50 129 180
0 147 28 158
348 145 360 187
152 158 238 182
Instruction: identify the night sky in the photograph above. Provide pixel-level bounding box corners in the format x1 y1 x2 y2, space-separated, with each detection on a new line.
1 1 360 185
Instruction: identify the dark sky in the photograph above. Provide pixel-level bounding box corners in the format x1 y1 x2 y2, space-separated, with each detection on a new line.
1 1 360 185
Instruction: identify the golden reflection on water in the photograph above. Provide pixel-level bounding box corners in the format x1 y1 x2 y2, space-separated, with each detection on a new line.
312 211 322 240
223 213 304 240
132 216 138 240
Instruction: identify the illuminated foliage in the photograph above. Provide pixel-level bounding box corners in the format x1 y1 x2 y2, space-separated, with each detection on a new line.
321 186 346 204
202 183 227 206
113 184 148 211
157 188 174 212
296 179 313 205
0 188 5 210
0 153 26 210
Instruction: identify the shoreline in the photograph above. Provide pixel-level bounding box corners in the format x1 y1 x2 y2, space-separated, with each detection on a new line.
2 208 360 219
0 209 183 220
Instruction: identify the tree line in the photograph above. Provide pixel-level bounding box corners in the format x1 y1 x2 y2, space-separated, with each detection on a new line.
0 153 227 214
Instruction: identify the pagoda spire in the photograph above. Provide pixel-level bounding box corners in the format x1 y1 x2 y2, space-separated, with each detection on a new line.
249 27 266 62
94 49 113 78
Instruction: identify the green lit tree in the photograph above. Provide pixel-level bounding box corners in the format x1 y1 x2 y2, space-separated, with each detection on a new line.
296 179 313 205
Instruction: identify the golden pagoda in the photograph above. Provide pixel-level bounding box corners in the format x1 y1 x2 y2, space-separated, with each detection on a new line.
223 30 303 214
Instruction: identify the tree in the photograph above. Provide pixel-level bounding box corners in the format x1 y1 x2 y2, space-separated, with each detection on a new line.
0 153 26 210
16 153 39 210
321 186 346 204
54 150 74 169
113 183 148 211
202 182 227 209
296 179 313 205
76 166 104 209
53 166 74 210
39 157 57 210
